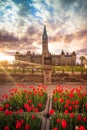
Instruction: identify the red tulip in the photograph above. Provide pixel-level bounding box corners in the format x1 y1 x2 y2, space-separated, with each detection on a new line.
59 98 64 103
4 126 10 130
71 101 75 106
66 99 70 105
83 117 86 122
2 94 8 99
24 103 31 112
53 128 58 130
79 126 85 130
68 93 74 98
85 102 87 108
54 98 58 102
20 119 24 124
34 108 39 113
64 104 68 108
56 118 60 123
64 110 68 114
68 105 72 111
78 115 82 121
75 100 79 105
25 124 30 130
31 105 34 110
61 119 67 129
31 114 35 119
4 110 13 115
70 113 74 118
49 109 55 115
27 107 31 112
0 106 3 111
5 104 10 109
16 121 22 129
28 99 32 104
38 103 43 107
18 108 24 113
75 105 78 109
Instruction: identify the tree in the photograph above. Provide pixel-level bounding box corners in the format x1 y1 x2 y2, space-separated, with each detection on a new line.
80 56 86 65
80 56 86 75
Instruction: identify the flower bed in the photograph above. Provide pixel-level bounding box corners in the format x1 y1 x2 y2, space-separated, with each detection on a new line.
0 84 48 114
52 85 87 113
48 85 87 130
0 112 42 130
50 113 87 130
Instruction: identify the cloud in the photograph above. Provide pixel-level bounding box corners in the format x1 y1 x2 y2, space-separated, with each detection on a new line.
76 48 87 61
0 30 19 42
77 48 87 55
18 4 30 17
63 29 87 43
27 26 38 36
48 28 87 45
20 36 28 43
4 51 16 56
76 29 87 39
63 34 74 43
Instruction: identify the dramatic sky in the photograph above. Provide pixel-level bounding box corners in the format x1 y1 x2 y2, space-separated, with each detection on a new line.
0 0 87 63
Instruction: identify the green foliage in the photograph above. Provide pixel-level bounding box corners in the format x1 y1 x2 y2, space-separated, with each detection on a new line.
51 113 87 130
52 86 87 113
1 85 47 112
0 113 42 130
53 66 86 72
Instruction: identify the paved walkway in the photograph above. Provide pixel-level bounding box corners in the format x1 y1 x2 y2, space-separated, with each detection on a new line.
0 82 87 102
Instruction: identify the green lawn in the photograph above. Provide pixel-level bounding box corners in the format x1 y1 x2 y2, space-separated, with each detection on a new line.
0 66 87 74
53 66 87 72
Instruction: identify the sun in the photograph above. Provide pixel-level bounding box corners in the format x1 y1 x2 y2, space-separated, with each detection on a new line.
0 52 14 63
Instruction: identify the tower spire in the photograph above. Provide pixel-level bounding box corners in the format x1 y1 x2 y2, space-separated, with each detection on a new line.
43 24 48 39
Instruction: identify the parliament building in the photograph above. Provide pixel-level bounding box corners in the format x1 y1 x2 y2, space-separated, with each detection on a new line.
15 25 76 66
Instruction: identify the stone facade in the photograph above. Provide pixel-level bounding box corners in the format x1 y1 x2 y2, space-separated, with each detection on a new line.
15 25 76 66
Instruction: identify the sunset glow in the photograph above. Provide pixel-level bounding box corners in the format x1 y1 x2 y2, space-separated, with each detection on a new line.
0 53 14 63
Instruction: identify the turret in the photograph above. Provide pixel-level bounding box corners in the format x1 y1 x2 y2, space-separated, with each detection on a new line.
61 51 65 65
27 51 30 55
72 51 76 55
71 51 76 65
15 51 20 60
26 51 31 61
61 50 65 55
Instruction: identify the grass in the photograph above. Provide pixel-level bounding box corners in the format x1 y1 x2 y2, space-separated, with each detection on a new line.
0 66 87 74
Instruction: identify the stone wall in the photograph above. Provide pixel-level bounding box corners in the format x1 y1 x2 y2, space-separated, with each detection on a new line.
0 73 87 84
31 55 42 64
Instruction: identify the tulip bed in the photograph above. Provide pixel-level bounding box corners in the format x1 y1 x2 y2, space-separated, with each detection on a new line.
50 85 87 130
52 86 87 113
0 84 87 130
0 84 47 112
0 113 42 130
50 113 87 130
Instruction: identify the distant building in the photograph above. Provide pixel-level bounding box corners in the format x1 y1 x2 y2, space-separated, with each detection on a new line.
15 25 76 66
